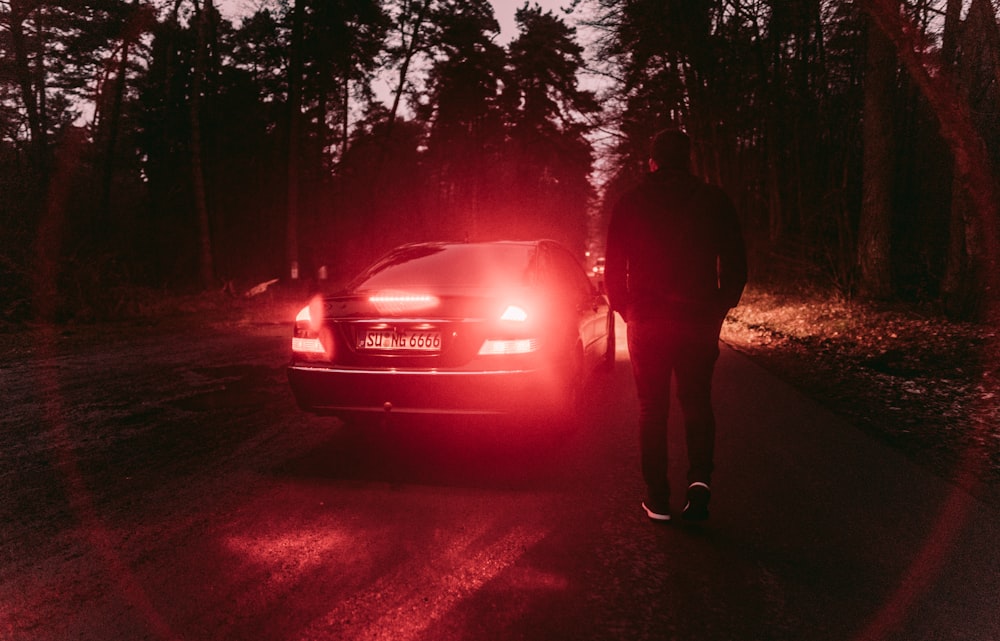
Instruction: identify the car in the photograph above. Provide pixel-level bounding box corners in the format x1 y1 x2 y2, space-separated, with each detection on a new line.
287 240 615 423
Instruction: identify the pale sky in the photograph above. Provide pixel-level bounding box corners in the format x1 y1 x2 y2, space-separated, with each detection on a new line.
218 0 576 44
491 0 574 43
216 0 604 107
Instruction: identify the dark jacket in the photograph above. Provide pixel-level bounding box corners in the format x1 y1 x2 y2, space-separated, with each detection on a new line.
605 168 747 323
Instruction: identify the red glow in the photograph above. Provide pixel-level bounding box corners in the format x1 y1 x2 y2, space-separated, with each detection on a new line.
308 295 324 331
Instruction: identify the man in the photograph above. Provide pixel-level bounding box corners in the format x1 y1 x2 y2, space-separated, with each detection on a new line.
605 129 747 522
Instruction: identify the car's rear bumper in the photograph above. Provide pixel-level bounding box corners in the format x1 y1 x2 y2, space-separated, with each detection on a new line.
287 363 571 418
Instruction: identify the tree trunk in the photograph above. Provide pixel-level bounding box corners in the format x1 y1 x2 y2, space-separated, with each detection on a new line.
190 0 215 289
98 1 146 232
385 0 430 141
342 75 350 162
857 9 895 299
286 0 304 280
941 0 1000 318
8 0 48 182
941 0 971 314
866 0 999 319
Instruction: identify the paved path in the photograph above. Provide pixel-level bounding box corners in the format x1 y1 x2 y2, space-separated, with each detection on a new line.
596 331 1000 640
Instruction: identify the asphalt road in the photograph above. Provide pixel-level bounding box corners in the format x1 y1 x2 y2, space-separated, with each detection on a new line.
2 315 998 641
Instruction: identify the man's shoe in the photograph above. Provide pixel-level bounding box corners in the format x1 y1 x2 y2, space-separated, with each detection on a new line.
682 482 711 521
642 496 671 522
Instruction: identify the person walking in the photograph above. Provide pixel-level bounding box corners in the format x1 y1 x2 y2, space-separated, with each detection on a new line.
605 129 747 522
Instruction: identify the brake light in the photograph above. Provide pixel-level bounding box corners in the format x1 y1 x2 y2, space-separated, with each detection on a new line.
500 305 528 322
479 304 536 354
369 292 439 315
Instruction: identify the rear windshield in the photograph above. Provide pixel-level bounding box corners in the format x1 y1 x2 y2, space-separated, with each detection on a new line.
350 244 536 291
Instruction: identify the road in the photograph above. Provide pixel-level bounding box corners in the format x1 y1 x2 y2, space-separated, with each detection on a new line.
2 314 998 641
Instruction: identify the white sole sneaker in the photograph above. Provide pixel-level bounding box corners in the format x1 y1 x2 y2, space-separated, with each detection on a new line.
642 501 671 521
682 482 711 521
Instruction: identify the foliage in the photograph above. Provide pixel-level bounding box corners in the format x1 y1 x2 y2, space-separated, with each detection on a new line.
588 0 999 318
1 0 998 322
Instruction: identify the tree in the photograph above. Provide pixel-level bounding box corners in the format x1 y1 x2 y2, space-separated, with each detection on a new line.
92 1 156 233
286 0 303 280
3 0 49 180
298 0 387 169
866 0 999 318
502 2 598 251
189 0 217 290
419 0 506 238
383 0 434 141
941 0 1000 317
857 6 896 300
284 0 387 279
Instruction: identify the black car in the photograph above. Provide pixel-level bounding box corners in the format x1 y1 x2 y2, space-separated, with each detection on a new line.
287 240 614 422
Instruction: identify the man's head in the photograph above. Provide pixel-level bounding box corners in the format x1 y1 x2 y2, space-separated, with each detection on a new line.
649 128 691 172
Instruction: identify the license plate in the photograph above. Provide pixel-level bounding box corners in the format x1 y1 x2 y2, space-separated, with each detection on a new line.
358 330 442 352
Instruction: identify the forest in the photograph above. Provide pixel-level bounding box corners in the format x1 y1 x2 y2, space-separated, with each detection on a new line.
1 0 998 323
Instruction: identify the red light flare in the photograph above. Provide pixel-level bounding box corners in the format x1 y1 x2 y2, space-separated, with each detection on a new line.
854 3 1000 639
28 131 181 640
31 324 182 641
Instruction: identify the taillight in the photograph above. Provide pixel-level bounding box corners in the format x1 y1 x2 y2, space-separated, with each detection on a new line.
480 303 536 355
499 305 528 322
478 338 538 355
292 299 330 358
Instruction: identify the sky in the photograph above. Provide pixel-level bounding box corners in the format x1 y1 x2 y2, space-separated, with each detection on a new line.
218 0 576 44
490 0 574 43
216 0 606 114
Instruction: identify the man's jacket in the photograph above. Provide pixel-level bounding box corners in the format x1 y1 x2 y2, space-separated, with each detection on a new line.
605 168 747 324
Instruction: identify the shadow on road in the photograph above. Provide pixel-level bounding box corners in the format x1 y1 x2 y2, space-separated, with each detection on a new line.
269 365 626 493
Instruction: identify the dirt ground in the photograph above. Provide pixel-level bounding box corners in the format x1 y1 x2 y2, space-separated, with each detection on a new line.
721 286 1000 506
